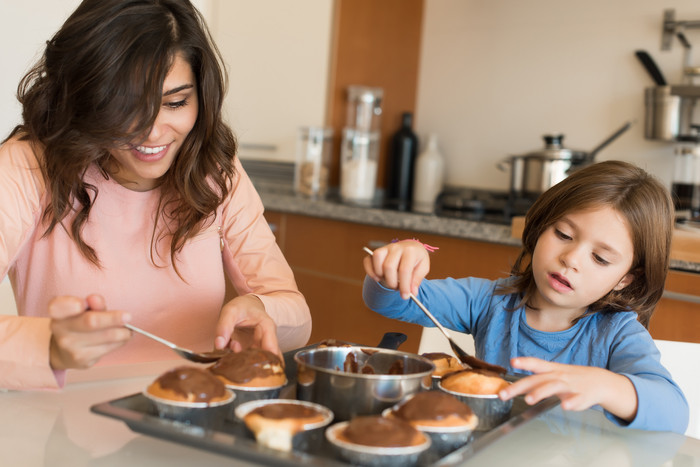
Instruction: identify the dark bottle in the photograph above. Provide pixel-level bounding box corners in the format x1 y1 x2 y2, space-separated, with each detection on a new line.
385 112 419 211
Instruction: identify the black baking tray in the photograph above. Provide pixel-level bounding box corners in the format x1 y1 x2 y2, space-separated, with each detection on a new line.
91 342 560 466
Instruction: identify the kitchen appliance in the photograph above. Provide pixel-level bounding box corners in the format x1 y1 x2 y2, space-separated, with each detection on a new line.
672 143 700 220
498 121 633 198
436 186 532 225
340 85 384 205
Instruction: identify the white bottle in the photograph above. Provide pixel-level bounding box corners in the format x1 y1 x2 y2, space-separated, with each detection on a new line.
412 134 445 214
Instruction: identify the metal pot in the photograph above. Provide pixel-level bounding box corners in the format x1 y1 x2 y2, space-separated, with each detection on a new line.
294 344 434 421
499 121 633 197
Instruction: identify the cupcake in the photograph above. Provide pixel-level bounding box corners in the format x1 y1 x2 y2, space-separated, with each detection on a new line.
385 390 477 455
209 348 287 407
235 399 333 452
143 365 235 427
439 369 512 431
421 352 467 388
326 415 430 466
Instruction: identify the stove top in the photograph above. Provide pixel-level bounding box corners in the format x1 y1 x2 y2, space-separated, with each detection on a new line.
435 187 534 225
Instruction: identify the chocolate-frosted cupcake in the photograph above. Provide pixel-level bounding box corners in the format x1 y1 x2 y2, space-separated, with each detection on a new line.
439 369 512 431
209 348 287 387
209 348 287 408
421 352 466 389
326 415 430 466
235 399 333 452
144 366 234 427
386 391 478 455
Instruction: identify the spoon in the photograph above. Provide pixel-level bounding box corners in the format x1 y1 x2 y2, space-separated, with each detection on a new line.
363 247 507 374
125 323 231 363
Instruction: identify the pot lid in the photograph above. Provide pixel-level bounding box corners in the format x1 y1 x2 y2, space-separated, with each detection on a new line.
520 134 587 161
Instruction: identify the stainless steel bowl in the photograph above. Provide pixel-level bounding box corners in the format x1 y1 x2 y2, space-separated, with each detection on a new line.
294 346 434 421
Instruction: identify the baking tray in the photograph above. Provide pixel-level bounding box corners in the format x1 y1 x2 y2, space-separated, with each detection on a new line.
91 343 559 466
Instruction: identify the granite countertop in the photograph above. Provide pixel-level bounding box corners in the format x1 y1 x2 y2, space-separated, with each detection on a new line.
254 181 700 274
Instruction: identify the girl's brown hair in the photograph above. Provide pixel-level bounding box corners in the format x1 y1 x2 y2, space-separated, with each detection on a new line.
7 0 236 271
498 160 674 327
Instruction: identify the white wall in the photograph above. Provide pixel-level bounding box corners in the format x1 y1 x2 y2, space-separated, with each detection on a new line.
0 0 333 164
416 0 700 191
0 1 81 139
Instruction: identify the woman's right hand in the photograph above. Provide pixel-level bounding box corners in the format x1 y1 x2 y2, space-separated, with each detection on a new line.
363 240 431 299
48 294 132 370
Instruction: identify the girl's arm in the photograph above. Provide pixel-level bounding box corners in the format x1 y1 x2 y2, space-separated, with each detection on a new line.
499 358 638 421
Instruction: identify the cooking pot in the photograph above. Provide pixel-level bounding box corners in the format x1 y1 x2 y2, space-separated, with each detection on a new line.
499 121 633 197
294 338 434 421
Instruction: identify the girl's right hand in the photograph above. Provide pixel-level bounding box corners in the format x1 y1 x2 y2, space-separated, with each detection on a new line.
48 294 132 370
363 240 431 299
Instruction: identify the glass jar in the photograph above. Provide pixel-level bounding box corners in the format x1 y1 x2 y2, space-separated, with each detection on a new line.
340 128 380 205
294 126 333 199
346 86 383 132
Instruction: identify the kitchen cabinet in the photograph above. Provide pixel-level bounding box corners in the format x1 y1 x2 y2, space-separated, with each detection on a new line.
265 211 520 353
649 271 700 344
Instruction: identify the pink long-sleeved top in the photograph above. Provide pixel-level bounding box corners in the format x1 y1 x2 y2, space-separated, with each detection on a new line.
0 137 311 390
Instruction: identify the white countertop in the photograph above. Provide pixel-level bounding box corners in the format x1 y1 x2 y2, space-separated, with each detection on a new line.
3 360 699 467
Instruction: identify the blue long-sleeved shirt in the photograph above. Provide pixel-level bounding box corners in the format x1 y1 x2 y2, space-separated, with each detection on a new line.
362 275 689 434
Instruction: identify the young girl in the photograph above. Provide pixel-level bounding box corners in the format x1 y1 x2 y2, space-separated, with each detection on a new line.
363 160 688 433
0 0 310 390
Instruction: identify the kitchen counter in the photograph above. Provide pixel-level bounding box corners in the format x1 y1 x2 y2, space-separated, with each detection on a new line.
3 361 699 466
254 182 700 273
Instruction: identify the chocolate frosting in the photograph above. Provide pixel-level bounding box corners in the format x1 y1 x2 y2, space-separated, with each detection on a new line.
209 348 283 384
249 403 321 420
394 390 473 421
421 352 453 361
156 366 227 402
342 416 421 447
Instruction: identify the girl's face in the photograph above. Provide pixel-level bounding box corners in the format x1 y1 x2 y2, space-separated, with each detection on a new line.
530 206 635 319
108 53 198 191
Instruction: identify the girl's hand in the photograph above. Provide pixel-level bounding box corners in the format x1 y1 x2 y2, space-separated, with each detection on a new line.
48 294 132 370
499 357 638 422
363 240 430 299
215 294 281 359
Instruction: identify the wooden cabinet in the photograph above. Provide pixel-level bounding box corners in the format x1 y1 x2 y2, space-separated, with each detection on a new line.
649 271 700 344
265 211 520 353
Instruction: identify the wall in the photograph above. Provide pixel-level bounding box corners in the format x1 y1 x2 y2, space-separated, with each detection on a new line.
416 0 700 191
0 0 332 166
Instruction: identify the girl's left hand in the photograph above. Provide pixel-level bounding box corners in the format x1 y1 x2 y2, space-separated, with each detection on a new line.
214 294 281 359
498 357 637 421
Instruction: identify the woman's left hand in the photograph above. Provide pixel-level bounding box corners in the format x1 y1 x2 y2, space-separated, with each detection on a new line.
499 357 638 422
214 294 281 358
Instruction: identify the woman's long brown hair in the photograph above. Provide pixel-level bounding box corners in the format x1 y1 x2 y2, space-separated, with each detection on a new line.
497 160 674 327
7 0 236 273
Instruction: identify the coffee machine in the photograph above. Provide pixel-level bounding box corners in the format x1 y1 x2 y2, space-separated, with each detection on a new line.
644 9 700 220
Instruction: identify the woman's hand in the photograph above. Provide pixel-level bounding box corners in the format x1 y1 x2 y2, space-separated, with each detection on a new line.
499 357 638 422
363 240 430 299
48 294 132 370
215 294 281 358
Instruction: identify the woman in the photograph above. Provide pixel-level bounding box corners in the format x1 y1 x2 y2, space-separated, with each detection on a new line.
0 0 311 390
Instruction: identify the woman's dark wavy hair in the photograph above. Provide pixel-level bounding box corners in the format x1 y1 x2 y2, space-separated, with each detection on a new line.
496 160 674 328
6 0 236 272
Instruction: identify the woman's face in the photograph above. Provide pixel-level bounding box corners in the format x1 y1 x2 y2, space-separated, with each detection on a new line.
108 53 198 191
529 206 635 320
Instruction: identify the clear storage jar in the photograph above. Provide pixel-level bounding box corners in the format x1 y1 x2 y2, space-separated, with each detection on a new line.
346 86 383 132
340 128 380 205
294 127 333 199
